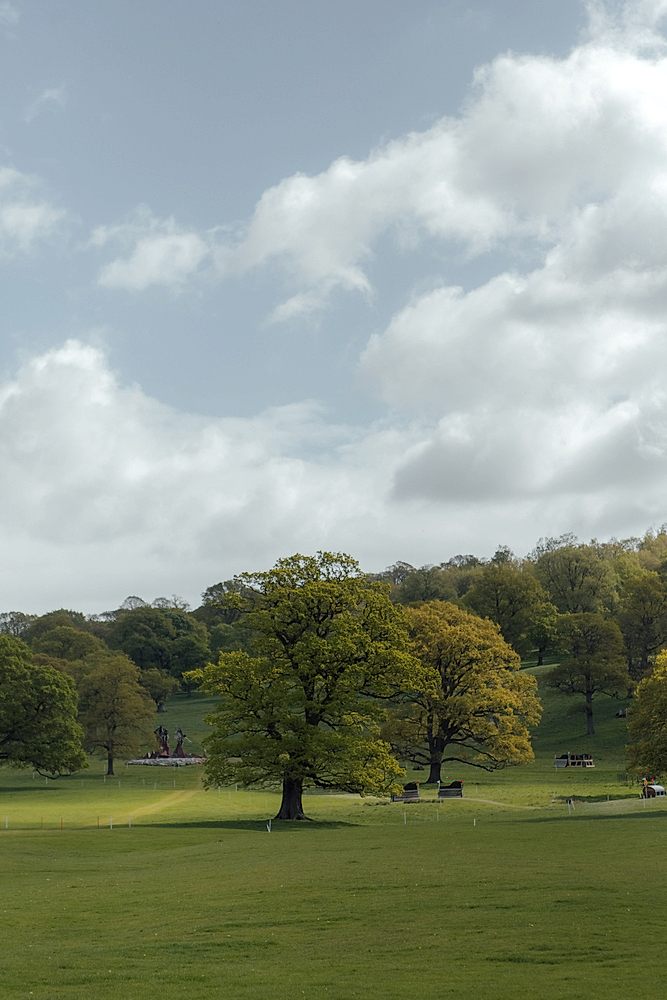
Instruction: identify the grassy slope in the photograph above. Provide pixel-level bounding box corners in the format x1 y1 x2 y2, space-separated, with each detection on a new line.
1 686 665 1000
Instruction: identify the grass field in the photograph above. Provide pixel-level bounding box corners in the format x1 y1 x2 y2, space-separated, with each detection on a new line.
2 679 665 999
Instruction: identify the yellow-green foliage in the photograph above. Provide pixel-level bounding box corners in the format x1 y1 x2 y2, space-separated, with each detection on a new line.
388 601 542 771
627 652 667 774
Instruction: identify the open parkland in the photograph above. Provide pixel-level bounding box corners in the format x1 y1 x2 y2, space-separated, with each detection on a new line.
2 670 665 1000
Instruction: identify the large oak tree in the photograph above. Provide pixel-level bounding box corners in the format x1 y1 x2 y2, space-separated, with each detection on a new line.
386 601 542 783
192 552 417 820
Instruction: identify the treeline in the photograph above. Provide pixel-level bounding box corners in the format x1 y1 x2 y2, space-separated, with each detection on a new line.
6 527 667 685
374 528 667 683
3 527 667 780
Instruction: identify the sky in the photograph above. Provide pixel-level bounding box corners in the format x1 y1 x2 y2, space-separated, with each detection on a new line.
3 0 667 613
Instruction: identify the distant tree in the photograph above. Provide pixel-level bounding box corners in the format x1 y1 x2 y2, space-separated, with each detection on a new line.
464 562 549 656
139 667 179 712
0 636 86 776
394 566 456 604
626 652 667 775
380 561 417 586
23 609 91 644
385 602 542 784
152 595 190 611
490 545 514 564
108 606 209 679
191 553 416 820
547 613 629 736
617 570 667 681
194 579 256 628
120 596 148 611
438 554 484 598
0 612 36 637
209 621 254 657
532 538 616 613
637 527 667 572
32 626 108 662
78 653 155 775
525 599 559 665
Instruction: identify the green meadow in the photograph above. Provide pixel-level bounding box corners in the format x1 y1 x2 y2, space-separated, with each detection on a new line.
2 677 665 1000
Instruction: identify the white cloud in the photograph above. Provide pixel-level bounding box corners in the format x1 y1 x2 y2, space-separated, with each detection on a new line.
24 86 67 124
93 208 211 290
0 165 65 253
206 1 667 324
0 341 389 610
2 339 667 614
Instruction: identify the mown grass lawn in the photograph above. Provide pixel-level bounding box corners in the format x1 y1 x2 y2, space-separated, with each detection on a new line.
1 689 665 999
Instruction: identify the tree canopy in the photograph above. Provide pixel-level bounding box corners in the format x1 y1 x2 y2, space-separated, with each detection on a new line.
547 613 628 735
385 601 542 783
626 652 667 776
191 552 417 820
78 652 156 775
0 635 86 776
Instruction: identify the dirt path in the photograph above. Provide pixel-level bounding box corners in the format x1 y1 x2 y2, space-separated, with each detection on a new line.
129 789 197 819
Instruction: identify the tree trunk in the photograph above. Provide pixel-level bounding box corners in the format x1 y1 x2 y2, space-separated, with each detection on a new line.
425 720 443 784
274 777 308 820
106 750 114 776
584 693 595 736
427 759 442 784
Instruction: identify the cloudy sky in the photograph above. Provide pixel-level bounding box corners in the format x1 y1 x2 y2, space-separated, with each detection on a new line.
3 0 667 613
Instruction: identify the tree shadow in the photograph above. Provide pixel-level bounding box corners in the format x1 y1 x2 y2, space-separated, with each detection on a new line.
505 808 667 825
0 784 59 794
143 818 357 832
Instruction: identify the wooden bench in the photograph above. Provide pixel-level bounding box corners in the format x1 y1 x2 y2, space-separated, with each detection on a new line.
438 780 463 799
554 753 594 768
392 783 420 803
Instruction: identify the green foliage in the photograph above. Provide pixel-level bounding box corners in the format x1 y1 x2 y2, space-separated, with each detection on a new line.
192 552 417 817
392 565 456 604
0 610 36 637
32 625 108 661
532 537 617 613
626 652 667 775
0 635 86 775
464 561 550 655
139 667 179 710
386 601 542 780
547 613 629 736
78 652 156 774
22 608 92 644
616 569 667 680
108 606 210 678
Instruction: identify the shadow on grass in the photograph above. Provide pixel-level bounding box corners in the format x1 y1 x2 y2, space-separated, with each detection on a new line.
143 818 358 832
0 784 61 794
507 809 667 825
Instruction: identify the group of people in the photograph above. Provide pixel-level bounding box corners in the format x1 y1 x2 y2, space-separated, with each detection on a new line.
149 725 188 758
